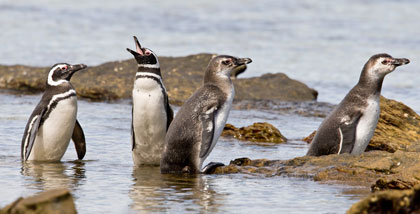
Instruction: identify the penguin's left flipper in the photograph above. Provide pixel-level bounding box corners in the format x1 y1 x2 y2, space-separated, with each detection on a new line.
202 162 225 174
338 113 363 154
131 107 136 151
199 105 218 159
23 108 46 160
72 120 86 160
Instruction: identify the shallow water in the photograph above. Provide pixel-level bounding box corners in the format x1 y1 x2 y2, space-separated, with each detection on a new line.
0 92 363 213
1 0 420 213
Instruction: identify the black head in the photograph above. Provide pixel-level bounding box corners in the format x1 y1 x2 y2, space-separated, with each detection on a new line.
126 36 159 68
363 53 410 79
204 55 252 82
47 63 87 86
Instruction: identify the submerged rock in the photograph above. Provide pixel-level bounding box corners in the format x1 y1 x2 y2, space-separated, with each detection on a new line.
347 184 420 214
0 188 76 214
0 54 317 103
222 122 287 144
303 97 420 152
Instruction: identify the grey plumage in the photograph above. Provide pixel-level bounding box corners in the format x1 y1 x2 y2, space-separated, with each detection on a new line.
161 55 252 174
307 54 409 156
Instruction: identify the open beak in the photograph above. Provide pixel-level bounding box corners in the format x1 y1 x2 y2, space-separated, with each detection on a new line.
126 36 144 56
69 64 87 73
391 58 410 67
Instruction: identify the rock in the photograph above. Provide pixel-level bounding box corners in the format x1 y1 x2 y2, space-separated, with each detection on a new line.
0 54 318 103
222 122 287 143
212 150 420 189
347 184 420 214
0 188 76 214
304 96 420 152
302 130 316 143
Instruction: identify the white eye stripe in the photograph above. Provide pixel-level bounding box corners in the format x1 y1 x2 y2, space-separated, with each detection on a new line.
47 64 69 86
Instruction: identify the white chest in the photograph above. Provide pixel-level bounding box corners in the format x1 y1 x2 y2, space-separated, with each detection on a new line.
352 96 380 154
200 88 234 165
29 96 77 161
132 77 168 165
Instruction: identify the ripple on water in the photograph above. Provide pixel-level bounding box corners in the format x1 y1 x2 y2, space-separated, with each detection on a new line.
0 93 363 213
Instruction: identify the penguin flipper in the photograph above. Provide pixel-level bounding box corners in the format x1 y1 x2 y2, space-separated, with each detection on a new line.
23 108 46 161
199 105 218 159
72 120 86 160
202 162 225 174
165 94 174 130
338 113 363 154
131 106 136 151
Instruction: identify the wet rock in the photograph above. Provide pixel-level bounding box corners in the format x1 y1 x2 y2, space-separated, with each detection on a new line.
222 122 287 143
371 178 417 192
212 150 420 189
0 54 317 103
347 184 420 214
0 188 76 214
304 97 420 152
302 130 316 143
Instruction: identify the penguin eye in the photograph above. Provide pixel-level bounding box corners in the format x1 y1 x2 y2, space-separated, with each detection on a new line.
145 50 151 56
61 65 68 70
222 59 232 65
381 59 390 65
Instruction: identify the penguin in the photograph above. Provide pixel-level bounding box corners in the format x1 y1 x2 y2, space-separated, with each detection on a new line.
160 55 252 174
126 36 173 166
306 53 410 156
21 63 87 161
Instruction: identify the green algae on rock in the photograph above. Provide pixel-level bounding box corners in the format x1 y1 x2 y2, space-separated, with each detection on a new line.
222 122 287 144
0 54 317 103
0 189 76 214
347 184 420 214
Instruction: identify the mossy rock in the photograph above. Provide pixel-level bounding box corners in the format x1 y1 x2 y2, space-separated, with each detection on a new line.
347 184 420 214
0 189 76 214
0 54 318 103
222 122 287 143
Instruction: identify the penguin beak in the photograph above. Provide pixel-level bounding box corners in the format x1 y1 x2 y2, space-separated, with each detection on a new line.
66 64 86 80
236 58 252 65
69 64 87 73
126 36 144 56
391 58 410 67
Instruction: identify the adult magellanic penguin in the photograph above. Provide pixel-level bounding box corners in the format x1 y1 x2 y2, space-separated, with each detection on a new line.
306 53 409 156
161 55 252 174
21 63 87 161
127 36 173 166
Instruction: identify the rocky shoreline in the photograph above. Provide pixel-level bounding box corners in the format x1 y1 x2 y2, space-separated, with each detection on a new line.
2 55 420 212
0 53 317 104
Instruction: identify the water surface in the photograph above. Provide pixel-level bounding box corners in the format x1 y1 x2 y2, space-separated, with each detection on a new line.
0 92 361 213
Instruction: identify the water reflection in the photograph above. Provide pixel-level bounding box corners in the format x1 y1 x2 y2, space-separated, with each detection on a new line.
21 161 86 191
130 167 225 213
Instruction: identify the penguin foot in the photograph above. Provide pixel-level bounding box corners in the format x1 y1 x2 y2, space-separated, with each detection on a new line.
202 162 225 174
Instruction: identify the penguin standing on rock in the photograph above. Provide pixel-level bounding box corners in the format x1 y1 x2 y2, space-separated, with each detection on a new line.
21 63 87 161
127 36 173 166
306 53 410 156
160 55 252 174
